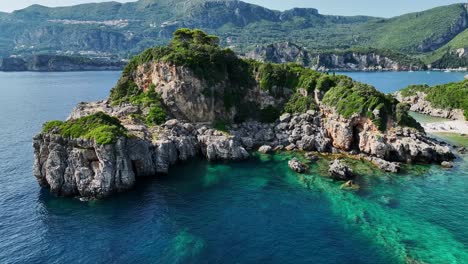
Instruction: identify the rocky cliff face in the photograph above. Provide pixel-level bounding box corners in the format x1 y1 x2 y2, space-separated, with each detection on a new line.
245 43 422 71
311 53 422 71
0 55 125 72
394 91 465 120
132 61 283 123
34 100 454 198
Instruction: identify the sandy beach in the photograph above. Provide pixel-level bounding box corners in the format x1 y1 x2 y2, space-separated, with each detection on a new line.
422 120 468 134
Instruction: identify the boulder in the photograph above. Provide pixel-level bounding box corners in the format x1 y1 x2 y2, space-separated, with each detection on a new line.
288 158 307 173
368 157 401 173
285 144 296 151
329 159 355 180
258 145 273 154
441 161 454 168
279 113 292 123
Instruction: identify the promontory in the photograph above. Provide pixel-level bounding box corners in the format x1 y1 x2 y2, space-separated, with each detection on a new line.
33 29 455 199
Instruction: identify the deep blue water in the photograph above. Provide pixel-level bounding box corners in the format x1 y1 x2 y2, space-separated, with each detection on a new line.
0 71 467 264
337 71 467 93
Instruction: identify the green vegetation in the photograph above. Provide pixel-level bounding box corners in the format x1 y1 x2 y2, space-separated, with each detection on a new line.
109 29 422 131
213 120 229 133
1 1 467 66
395 103 423 131
423 29 468 67
399 80 468 120
399 84 430 97
42 112 128 144
284 93 316 114
322 81 399 131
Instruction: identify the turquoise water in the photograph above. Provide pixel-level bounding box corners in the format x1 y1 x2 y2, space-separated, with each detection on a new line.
0 71 467 264
337 71 467 93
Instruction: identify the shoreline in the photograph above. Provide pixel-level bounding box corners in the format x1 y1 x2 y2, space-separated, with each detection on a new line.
422 120 468 135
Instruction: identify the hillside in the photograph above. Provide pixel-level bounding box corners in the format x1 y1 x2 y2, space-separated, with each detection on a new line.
424 29 468 68
0 0 466 62
395 80 468 120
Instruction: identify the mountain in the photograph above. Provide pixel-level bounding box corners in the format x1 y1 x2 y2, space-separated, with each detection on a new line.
0 0 467 62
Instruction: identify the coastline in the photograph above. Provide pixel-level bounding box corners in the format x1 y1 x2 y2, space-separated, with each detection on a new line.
422 120 468 134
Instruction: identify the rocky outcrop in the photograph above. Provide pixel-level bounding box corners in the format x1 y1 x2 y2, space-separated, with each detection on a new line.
394 91 465 120
245 42 310 66
288 158 307 173
0 55 125 72
329 159 355 180
34 98 455 198
34 115 249 198
258 145 273 154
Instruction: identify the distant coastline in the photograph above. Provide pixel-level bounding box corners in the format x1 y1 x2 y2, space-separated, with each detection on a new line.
0 55 126 72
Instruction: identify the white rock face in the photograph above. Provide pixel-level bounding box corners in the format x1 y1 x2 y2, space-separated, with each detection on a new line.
394 91 465 121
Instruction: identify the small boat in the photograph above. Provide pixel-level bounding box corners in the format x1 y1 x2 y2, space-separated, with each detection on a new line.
444 69 451 73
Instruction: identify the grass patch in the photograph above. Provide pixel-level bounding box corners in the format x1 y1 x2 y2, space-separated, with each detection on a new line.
42 112 128 145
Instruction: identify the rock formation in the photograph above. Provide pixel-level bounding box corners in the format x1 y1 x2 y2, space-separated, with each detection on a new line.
245 43 424 71
329 159 355 180
288 158 307 173
33 29 455 199
394 86 466 121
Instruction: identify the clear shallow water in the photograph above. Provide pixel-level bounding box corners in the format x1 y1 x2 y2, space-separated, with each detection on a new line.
0 71 467 264
337 71 467 93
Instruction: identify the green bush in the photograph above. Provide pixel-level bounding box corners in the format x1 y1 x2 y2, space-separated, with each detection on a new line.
399 80 468 120
42 112 128 145
284 93 316 113
259 105 281 123
395 103 423 131
213 120 229 132
322 82 395 131
146 105 167 125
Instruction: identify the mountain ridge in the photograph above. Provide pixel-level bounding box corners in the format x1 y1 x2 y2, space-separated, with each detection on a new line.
0 0 467 68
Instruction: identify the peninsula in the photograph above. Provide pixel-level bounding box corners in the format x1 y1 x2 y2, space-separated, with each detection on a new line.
33 29 455 199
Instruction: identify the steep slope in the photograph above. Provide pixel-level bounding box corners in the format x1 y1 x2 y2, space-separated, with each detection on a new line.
0 0 466 58
425 29 468 68
368 4 468 53
33 29 454 198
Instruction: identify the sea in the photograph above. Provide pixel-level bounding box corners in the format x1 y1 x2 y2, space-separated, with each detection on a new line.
0 70 466 264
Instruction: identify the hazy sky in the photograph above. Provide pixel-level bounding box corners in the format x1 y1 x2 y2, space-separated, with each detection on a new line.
0 0 463 17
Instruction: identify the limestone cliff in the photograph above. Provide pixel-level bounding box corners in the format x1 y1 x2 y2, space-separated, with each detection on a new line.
245 43 424 71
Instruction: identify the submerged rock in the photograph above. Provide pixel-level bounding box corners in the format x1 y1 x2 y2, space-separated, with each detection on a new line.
304 152 319 161
328 159 355 180
340 180 360 191
288 158 307 173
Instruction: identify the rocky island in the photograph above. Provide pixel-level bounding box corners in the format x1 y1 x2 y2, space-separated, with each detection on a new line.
33 29 455 199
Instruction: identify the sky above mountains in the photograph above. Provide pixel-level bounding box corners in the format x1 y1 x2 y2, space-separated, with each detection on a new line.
0 0 463 17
